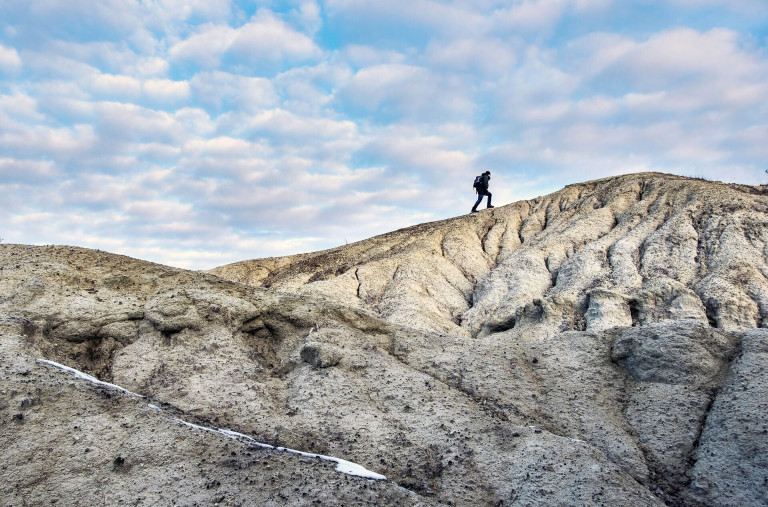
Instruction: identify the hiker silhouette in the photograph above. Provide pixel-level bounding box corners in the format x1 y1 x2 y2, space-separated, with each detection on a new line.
471 171 494 213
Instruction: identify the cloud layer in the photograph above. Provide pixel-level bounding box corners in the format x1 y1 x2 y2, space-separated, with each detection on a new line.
1 0 766 268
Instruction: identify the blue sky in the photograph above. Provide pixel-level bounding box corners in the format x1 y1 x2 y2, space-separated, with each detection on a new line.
1 0 767 269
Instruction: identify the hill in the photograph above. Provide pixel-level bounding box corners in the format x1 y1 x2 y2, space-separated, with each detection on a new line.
2 172 767 505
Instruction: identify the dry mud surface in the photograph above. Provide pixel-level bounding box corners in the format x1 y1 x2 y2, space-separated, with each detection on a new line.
2 172 768 506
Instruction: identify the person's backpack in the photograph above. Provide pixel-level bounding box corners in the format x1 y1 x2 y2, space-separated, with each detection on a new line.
473 175 482 190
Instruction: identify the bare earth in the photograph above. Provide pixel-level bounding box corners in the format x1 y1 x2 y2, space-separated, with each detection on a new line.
2 172 767 506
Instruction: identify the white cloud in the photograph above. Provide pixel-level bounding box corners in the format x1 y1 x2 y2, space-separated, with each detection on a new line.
154 0 233 23
492 0 611 32
33 80 91 101
126 200 195 222
572 28 766 90
559 27 768 136
94 102 186 145
273 62 353 115
23 51 99 80
0 43 22 73
573 95 620 118
21 1 143 38
232 109 359 141
325 0 610 41
137 142 182 162
129 56 170 77
337 63 475 120
0 92 45 123
143 78 191 102
90 74 143 99
169 10 321 68
0 124 96 158
485 48 579 123
0 158 58 183
229 11 321 61
565 32 634 74
667 0 768 14
169 24 237 67
324 0 489 37
55 173 146 210
625 28 760 80
190 71 279 110
735 126 768 158
494 0 569 31
42 40 158 77
286 1 323 36
356 127 475 182
342 46 408 68
7 0 232 48
184 136 266 157
425 37 518 74
173 107 215 136
36 95 94 123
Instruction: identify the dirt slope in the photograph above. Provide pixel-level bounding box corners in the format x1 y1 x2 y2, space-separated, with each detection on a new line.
3 172 768 506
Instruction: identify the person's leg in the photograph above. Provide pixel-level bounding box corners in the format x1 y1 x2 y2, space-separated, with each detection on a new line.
471 193 483 212
486 191 493 208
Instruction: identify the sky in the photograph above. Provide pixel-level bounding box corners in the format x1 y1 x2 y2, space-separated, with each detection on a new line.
1 0 767 269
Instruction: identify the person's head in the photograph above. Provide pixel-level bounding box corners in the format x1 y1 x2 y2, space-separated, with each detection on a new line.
485 171 491 176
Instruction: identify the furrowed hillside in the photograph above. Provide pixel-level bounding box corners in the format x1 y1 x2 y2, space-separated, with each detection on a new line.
3 172 767 506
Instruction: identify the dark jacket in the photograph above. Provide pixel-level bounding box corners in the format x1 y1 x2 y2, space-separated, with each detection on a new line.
478 173 490 193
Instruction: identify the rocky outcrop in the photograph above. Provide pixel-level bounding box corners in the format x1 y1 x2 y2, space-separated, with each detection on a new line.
2 172 768 505
689 329 768 506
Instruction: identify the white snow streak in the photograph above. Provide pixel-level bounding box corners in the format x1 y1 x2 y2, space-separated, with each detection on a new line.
36 359 144 398
175 419 386 480
36 357 386 481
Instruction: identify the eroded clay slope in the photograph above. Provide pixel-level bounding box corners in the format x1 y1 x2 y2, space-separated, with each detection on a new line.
3 173 767 506
212 172 768 338
1 243 657 506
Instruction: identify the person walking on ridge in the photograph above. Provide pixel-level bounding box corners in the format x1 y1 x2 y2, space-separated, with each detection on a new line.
471 170 494 213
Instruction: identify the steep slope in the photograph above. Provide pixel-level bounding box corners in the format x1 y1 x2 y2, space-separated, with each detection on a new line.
2 172 767 506
1 249 425 506
212 173 768 338
210 172 768 505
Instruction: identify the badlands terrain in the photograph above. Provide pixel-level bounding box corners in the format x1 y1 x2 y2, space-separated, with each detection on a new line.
2 172 768 506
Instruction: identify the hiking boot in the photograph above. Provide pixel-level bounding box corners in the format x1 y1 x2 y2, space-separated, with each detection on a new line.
487 205 494 209
471 209 478 213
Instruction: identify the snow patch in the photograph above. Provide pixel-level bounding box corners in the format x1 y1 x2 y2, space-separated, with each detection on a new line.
175 419 386 480
36 359 144 398
173 418 221 436
37 357 386 481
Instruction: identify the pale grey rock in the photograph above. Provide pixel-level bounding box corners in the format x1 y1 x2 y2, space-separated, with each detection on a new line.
98 320 140 344
612 320 737 386
301 341 343 368
690 329 768 506
612 320 740 502
3 173 768 506
633 280 709 326
463 249 552 336
586 289 632 331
